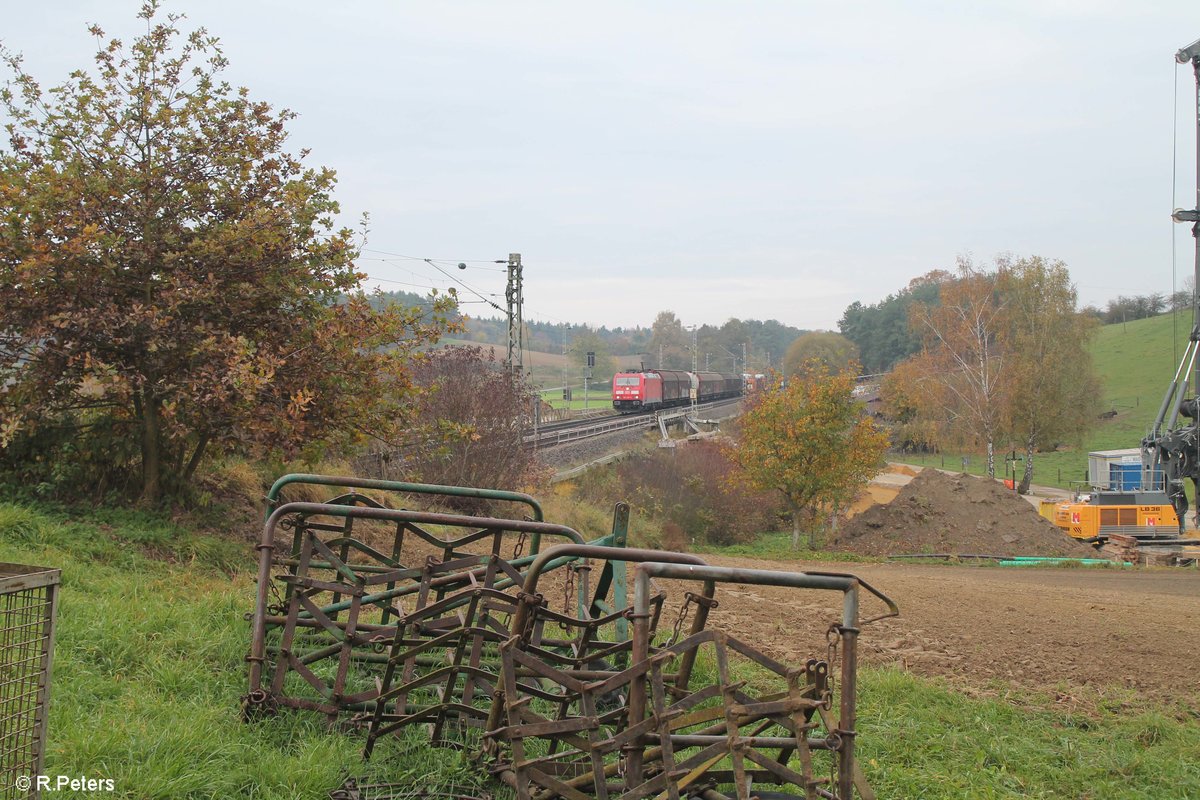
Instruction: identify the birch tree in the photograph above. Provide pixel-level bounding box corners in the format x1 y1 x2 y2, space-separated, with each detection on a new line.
908 258 1008 477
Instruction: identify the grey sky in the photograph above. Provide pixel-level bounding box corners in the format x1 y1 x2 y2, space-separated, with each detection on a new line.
4 2 1199 332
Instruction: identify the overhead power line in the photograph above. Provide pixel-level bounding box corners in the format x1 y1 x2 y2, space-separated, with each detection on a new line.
361 248 507 271
360 249 507 313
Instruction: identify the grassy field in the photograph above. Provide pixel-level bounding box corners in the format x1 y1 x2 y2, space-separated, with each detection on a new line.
3 502 1198 798
0 504 485 800
897 310 1195 489
538 387 613 410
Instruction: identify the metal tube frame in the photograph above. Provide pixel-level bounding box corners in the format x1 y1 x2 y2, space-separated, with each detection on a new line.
249 504 587 702
633 563 897 800
484 552 897 800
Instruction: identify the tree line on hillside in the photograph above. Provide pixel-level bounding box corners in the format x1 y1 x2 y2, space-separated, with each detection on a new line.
837 272 946 373
842 275 1193 375
374 289 805 381
1084 284 1194 326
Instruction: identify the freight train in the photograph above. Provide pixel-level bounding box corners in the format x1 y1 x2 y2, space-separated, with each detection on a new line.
611 370 743 412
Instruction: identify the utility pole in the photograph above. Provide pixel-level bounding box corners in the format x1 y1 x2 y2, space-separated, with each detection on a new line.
1177 38 1200 516
505 253 523 378
585 351 595 411
561 326 567 400
689 326 698 414
742 342 748 373
659 344 663 369
1176 40 1200 396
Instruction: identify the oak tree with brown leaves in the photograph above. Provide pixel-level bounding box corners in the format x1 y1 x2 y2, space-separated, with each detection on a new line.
0 3 453 501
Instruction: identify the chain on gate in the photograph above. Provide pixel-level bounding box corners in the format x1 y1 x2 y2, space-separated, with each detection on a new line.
559 563 576 630
665 592 694 648
825 623 841 694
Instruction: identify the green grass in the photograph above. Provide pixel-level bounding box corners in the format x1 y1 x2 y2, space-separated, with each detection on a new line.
539 388 612 410
689 529 876 562
895 311 1195 489
3 503 1198 798
859 669 1200 798
0 504 489 800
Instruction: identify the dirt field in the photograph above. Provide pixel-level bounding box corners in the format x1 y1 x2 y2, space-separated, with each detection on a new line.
674 555 1200 714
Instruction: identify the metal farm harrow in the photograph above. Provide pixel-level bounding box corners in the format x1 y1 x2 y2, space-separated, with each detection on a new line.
243 475 898 800
481 548 898 800
245 475 631 727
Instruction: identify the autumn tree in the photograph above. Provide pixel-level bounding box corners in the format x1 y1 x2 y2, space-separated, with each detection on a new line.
0 4 453 501
729 362 888 549
402 347 548 509
907 258 1008 477
782 332 859 376
1000 256 1102 492
880 357 943 452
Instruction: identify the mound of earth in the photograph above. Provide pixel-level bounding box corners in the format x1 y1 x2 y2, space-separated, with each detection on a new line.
831 468 1096 558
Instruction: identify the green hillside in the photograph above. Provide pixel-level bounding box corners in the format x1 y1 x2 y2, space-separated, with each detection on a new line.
1032 310 1193 488
905 310 1197 489
1088 310 1195 449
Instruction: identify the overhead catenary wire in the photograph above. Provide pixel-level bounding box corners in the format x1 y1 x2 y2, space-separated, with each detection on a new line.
363 263 504 304
423 259 505 313
358 249 506 313
361 248 507 270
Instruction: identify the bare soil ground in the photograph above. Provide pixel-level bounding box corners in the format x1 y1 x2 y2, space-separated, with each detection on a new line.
670 466 1200 714
680 555 1200 715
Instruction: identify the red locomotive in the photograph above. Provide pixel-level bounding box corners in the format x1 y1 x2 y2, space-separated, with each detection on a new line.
611 370 743 412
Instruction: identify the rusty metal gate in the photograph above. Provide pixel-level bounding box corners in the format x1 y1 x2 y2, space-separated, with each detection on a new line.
482 548 898 800
243 476 898 800
245 476 632 726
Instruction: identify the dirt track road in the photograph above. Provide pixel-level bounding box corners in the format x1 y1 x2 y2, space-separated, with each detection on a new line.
686 556 1200 713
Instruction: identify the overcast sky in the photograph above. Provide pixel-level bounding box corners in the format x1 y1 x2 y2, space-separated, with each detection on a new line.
4 2 1199 332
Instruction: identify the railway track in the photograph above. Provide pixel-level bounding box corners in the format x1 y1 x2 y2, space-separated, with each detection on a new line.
524 398 743 448
525 409 654 447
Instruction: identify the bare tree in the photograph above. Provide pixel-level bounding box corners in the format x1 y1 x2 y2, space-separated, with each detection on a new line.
404 347 549 510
